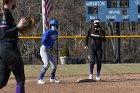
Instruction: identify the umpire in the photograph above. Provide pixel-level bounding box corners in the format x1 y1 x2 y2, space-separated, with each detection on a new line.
0 0 26 93
85 19 106 81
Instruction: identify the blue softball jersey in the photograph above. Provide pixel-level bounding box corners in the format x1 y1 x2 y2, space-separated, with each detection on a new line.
41 29 58 48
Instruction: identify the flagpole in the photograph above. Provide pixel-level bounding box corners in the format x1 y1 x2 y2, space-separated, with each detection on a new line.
42 0 45 34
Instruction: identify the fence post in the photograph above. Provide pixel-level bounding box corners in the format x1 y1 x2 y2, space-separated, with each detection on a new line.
115 22 121 63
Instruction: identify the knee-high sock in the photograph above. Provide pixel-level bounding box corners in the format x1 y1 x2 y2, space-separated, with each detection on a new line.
50 69 56 79
89 62 94 74
39 67 47 80
16 82 25 93
97 64 101 77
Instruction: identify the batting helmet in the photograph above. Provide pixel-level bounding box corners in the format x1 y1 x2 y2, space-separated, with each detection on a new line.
49 19 58 26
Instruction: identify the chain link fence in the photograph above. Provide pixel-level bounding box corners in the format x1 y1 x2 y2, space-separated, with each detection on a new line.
18 37 140 64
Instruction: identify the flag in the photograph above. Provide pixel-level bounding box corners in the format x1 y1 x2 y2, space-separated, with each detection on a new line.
42 0 53 33
44 0 52 17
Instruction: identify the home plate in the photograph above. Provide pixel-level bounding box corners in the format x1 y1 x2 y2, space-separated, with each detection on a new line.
76 79 95 83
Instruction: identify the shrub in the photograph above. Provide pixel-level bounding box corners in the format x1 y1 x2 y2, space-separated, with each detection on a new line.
60 43 70 57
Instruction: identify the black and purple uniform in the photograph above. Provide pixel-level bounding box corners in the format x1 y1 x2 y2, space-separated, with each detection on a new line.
0 9 25 93
85 28 106 77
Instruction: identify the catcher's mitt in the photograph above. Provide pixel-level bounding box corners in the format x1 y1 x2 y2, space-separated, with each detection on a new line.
19 15 35 34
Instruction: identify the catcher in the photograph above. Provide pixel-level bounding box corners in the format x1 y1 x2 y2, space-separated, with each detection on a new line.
0 0 34 93
85 19 106 81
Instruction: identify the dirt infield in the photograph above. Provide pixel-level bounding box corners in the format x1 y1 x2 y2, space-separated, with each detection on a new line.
1 74 140 93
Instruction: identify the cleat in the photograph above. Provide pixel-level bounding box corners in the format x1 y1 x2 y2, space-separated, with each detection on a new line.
50 79 60 83
89 74 93 79
96 77 101 81
37 79 46 84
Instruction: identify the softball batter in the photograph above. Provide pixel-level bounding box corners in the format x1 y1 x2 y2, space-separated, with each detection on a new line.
38 19 60 84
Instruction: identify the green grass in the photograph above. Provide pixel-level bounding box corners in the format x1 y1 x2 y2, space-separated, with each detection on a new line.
10 63 140 78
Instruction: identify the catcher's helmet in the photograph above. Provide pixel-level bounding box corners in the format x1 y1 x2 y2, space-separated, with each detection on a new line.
49 19 58 25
